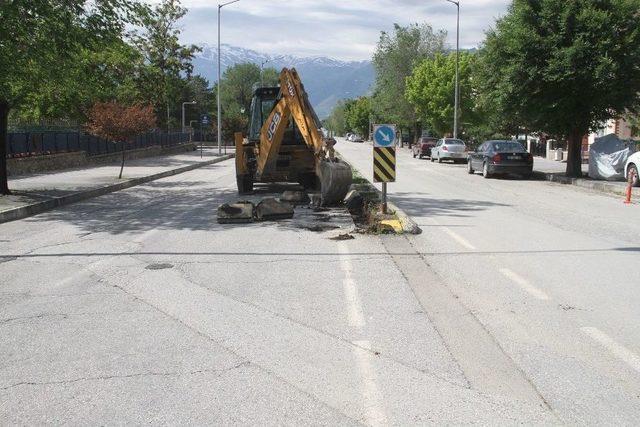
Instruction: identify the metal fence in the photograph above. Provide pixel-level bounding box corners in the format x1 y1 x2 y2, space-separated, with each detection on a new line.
6 131 190 159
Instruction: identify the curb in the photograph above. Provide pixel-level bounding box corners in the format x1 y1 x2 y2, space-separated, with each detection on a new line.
535 171 640 199
0 154 235 224
338 154 422 235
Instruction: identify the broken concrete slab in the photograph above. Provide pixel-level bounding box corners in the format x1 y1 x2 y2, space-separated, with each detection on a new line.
255 198 294 221
280 190 310 204
217 201 254 224
344 189 364 216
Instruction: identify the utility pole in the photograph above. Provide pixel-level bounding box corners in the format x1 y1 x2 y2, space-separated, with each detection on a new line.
217 0 240 156
446 0 460 139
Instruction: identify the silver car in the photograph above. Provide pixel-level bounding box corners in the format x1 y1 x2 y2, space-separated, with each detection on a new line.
430 138 467 163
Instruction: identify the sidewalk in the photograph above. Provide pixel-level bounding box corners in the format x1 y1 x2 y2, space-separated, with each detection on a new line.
1 147 234 223
531 156 638 199
532 156 587 174
404 141 635 200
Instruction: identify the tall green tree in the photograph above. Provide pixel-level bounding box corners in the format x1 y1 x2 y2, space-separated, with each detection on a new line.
213 63 279 140
18 40 146 123
372 23 446 142
260 67 280 87
345 97 373 139
132 0 200 131
180 75 213 123
325 100 349 136
0 0 141 194
478 0 640 177
406 52 477 138
218 63 262 117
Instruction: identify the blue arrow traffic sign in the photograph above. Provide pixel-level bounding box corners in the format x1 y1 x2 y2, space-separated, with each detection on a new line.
373 124 396 147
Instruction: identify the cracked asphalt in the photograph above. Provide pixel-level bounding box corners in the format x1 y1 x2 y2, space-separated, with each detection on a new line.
0 155 590 424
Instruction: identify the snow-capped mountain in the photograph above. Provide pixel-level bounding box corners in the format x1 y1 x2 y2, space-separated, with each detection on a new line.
192 44 374 118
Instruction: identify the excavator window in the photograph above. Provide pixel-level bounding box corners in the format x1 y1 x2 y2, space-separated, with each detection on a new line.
248 87 303 145
249 88 278 141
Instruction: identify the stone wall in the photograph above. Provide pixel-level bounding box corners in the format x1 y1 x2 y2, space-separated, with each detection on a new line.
7 143 195 176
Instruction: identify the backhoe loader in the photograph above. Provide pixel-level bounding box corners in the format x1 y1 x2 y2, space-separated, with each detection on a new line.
234 68 352 205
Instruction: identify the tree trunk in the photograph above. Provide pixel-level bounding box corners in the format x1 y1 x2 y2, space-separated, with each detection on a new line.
0 100 10 195
118 142 126 179
412 121 420 149
566 129 585 178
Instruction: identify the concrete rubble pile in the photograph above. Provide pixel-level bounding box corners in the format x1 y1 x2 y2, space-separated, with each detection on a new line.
217 191 308 224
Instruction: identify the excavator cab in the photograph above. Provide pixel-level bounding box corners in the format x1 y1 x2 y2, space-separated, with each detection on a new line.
235 68 352 205
248 87 305 147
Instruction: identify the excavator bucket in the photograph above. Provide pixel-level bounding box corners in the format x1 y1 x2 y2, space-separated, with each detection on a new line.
317 159 353 206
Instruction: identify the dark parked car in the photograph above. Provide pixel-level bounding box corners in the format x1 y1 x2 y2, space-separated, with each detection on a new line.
412 137 438 159
467 140 533 178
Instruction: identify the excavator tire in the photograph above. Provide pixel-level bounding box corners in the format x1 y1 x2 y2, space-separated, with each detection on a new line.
317 160 353 206
237 174 253 194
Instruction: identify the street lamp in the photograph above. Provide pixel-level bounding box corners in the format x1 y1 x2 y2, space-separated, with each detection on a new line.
182 101 197 133
217 0 241 156
446 0 460 139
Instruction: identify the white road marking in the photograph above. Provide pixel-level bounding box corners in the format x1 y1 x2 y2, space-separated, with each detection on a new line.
424 217 476 250
338 243 387 425
498 268 550 300
442 226 476 250
51 258 109 289
338 243 365 328
352 340 388 426
52 229 158 288
581 327 640 374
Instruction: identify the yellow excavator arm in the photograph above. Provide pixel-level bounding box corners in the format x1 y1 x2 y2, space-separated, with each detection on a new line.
250 68 351 205
256 68 334 176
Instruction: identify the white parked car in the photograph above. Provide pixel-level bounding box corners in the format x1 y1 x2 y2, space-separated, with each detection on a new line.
430 138 468 163
625 151 640 187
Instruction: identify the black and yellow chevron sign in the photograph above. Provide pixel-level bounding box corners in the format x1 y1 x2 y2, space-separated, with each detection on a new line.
373 147 396 182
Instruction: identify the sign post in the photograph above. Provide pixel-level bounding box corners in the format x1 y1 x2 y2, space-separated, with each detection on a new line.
201 114 211 158
372 124 397 214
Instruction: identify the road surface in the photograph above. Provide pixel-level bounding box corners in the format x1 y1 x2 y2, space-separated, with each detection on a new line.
0 146 638 424
338 138 640 424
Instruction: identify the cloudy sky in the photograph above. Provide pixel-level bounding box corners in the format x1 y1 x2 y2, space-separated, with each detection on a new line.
175 0 511 61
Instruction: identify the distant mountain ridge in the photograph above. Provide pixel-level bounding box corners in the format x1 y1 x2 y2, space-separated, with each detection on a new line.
192 44 374 118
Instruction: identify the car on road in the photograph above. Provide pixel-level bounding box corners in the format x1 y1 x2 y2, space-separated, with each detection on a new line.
430 138 468 163
351 134 364 143
467 140 533 179
412 137 438 159
625 151 640 187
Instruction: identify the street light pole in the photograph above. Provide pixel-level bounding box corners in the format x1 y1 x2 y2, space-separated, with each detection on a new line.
446 0 460 139
182 101 196 133
217 0 240 156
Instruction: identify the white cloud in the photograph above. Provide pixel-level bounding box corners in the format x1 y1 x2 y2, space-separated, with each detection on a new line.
169 0 510 60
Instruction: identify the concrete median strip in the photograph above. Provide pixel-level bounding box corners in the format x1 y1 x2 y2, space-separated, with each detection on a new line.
0 154 234 224
337 154 421 235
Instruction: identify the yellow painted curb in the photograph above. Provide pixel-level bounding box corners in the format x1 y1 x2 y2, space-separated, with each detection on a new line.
380 219 403 234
